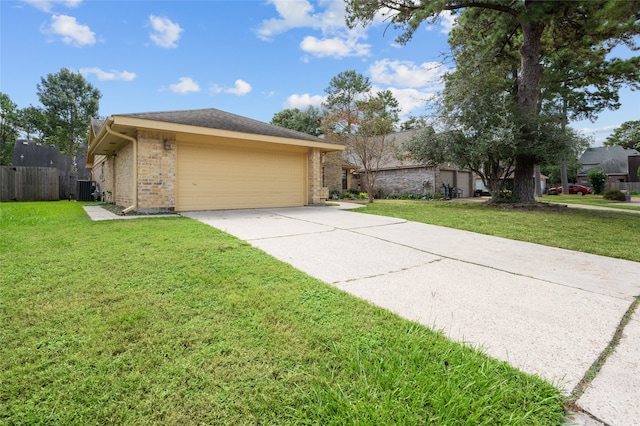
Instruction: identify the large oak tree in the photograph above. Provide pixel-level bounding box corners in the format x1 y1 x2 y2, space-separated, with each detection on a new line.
346 0 640 202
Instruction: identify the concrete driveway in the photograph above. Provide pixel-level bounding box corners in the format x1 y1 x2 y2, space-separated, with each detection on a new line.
183 205 640 425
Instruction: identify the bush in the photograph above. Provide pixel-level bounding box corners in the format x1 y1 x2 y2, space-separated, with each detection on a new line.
587 168 607 194
492 190 516 203
603 190 627 201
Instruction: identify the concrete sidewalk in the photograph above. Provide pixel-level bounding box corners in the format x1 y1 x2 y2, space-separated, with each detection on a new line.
182 205 640 426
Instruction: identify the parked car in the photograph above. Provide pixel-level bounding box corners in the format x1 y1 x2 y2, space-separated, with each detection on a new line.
547 184 592 196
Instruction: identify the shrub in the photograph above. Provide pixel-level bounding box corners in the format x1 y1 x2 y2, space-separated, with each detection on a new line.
492 190 516 203
603 190 627 201
359 192 368 199
587 168 607 194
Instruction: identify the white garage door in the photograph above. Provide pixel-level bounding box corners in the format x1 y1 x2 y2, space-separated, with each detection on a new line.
176 142 307 211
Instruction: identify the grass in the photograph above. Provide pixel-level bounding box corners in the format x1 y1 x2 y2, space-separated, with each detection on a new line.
538 193 640 211
0 201 565 425
354 199 640 263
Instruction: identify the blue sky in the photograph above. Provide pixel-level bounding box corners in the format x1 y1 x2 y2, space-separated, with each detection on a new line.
1 0 638 145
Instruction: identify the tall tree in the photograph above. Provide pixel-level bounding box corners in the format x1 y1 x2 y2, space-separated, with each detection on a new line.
0 92 20 166
604 120 640 151
323 70 371 141
399 115 429 131
322 71 400 202
17 105 47 141
37 68 101 164
346 0 640 202
271 106 323 136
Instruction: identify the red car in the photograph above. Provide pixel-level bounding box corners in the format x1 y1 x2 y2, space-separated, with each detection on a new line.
547 184 592 196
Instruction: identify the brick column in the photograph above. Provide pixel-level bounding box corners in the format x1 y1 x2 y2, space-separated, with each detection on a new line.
136 131 176 212
308 148 328 205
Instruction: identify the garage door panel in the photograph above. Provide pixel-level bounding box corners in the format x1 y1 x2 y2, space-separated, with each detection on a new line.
177 142 306 211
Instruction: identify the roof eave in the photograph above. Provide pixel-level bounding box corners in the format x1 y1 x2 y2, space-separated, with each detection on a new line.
112 115 344 152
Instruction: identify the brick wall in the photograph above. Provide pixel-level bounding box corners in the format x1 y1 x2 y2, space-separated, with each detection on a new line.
136 131 177 212
308 148 328 204
373 167 437 196
323 151 343 192
115 142 134 207
93 155 115 203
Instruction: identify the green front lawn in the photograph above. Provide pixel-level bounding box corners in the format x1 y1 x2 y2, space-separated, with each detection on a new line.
538 194 640 211
1 202 565 424
355 200 640 263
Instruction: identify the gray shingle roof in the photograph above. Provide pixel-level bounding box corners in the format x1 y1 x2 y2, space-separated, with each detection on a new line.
115 108 329 144
579 146 640 175
91 119 104 135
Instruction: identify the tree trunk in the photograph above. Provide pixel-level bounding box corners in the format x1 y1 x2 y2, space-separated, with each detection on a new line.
513 154 535 201
514 18 545 203
561 160 569 194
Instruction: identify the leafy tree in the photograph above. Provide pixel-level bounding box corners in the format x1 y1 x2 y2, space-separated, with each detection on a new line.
0 92 20 166
541 156 584 186
604 120 640 151
587 168 607 194
322 71 400 203
271 107 323 136
346 0 640 202
17 105 47 141
37 68 101 164
399 115 429 131
323 70 371 139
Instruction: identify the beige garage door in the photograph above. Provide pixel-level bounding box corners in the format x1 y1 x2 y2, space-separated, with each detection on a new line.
177 142 307 211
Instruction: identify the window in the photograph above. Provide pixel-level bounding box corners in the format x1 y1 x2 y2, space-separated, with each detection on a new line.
342 170 347 190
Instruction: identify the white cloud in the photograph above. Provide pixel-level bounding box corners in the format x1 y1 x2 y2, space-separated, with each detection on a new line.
369 59 447 88
577 125 617 135
226 80 252 96
169 77 200 94
149 15 183 49
300 33 370 58
256 0 344 41
258 0 370 58
210 80 253 96
46 14 95 46
438 12 457 34
284 93 325 110
424 11 457 34
80 67 136 81
377 86 437 116
22 0 81 13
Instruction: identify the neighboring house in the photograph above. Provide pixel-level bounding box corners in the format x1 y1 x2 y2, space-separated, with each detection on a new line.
10 139 92 200
347 129 475 198
577 146 640 184
87 108 344 213
12 139 90 175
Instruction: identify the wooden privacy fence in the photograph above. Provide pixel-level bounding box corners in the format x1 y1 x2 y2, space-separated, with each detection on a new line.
0 166 59 201
608 182 640 193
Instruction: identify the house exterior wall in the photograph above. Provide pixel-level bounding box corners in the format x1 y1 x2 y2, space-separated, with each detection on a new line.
365 167 473 198
309 148 328 205
323 151 343 192
137 131 177 212
94 129 332 211
115 142 134 208
628 155 640 182
374 167 437 196
93 155 115 202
